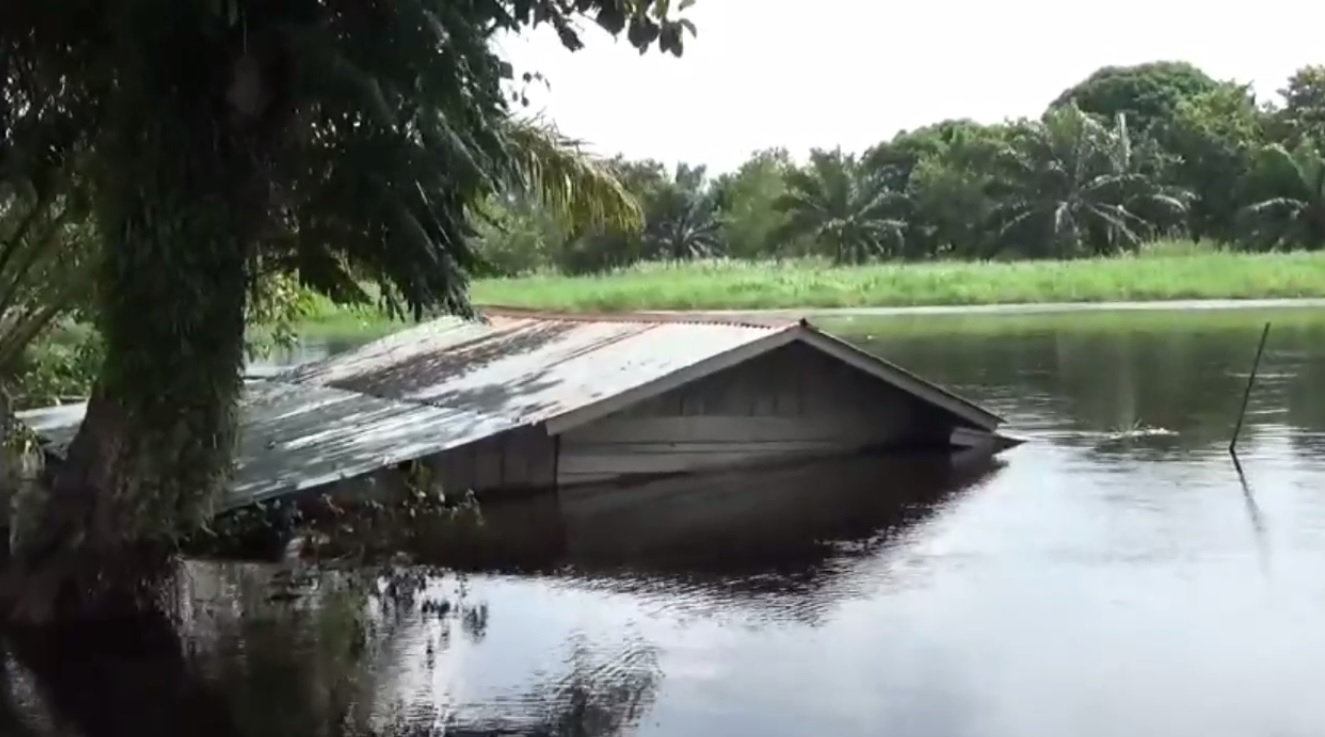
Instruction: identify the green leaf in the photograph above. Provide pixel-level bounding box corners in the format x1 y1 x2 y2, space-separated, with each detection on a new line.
595 4 627 34
627 17 660 50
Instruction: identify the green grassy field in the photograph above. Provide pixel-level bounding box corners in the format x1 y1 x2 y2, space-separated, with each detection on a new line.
287 243 1325 339
469 247 1325 312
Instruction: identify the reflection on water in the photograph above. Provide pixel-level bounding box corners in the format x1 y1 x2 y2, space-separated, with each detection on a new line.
12 306 1325 737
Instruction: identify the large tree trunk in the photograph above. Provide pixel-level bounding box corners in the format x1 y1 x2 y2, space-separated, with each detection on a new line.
5 192 251 622
3 22 276 623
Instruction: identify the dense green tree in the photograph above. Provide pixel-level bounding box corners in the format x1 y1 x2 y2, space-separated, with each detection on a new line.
1241 143 1325 250
711 148 797 258
774 148 907 264
1050 61 1220 135
862 120 990 193
473 194 571 275
1272 65 1325 150
641 162 722 259
899 122 1009 258
0 0 694 622
1160 82 1267 241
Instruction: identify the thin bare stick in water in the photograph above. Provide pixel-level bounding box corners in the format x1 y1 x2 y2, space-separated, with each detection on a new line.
1229 322 1271 456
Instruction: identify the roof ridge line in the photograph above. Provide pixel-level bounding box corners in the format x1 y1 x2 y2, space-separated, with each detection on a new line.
477 305 798 330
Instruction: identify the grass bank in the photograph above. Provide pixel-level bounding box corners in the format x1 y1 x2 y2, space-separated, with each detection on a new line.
292 298 401 342
469 246 1325 312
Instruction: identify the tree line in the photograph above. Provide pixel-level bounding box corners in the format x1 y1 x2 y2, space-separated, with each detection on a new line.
476 61 1325 275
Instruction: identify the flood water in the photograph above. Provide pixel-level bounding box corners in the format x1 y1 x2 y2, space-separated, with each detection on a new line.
10 306 1325 737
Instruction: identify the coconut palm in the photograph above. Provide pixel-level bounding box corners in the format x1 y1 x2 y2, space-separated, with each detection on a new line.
990 104 1192 257
641 164 723 260
643 192 722 260
1241 143 1325 250
773 148 907 264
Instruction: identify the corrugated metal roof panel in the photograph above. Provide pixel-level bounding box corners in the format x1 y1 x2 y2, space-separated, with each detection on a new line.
16 381 511 511
287 313 789 426
17 402 85 450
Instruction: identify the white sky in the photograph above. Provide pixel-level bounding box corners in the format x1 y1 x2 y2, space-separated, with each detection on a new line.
495 0 1325 174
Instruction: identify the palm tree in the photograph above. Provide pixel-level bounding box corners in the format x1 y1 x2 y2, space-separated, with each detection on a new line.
499 116 643 234
469 118 646 276
773 148 907 264
1241 143 1325 250
0 175 97 383
642 164 723 260
990 104 1191 258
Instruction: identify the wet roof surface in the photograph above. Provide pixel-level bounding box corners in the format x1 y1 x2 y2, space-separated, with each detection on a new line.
286 312 787 426
16 381 504 510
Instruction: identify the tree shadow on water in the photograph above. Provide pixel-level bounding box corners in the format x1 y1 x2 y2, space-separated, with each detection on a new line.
2 608 242 737
0 560 661 737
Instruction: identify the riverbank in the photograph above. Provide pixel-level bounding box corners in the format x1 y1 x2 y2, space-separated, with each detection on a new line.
469 250 1325 312
818 303 1325 340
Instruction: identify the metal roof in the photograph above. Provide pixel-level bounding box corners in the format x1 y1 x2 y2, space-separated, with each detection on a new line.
16 381 506 511
286 308 1004 433
283 310 798 428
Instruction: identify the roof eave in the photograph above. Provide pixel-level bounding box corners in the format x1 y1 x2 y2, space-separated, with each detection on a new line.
541 326 802 436
792 325 1006 429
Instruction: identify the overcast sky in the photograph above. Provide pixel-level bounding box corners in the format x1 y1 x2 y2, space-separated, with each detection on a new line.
494 0 1325 174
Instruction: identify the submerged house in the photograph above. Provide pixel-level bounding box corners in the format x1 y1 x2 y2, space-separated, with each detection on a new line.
17 309 1020 513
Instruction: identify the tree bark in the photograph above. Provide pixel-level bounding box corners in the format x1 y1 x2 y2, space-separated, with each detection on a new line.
4 56 263 626
5 200 251 622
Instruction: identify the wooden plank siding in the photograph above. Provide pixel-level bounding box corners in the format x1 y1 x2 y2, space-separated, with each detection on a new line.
316 425 556 506
426 425 557 494
556 341 959 486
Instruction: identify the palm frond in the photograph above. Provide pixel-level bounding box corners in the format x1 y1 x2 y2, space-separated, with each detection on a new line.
501 116 643 233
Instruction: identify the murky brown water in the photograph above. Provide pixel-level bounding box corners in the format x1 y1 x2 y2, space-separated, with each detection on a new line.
11 306 1325 737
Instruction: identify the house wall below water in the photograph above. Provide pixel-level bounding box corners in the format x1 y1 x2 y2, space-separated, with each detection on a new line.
337 425 559 501
309 425 557 509
555 341 961 487
430 425 558 494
